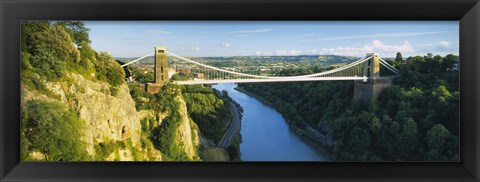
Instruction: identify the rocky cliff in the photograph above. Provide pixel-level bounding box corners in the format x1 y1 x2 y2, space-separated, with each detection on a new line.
21 72 209 161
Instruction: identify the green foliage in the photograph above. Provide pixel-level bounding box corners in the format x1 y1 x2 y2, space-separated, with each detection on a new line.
54 21 91 45
171 72 194 81
21 71 61 100
30 47 67 80
129 83 232 161
426 124 450 150
94 140 117 160
21 100 89 161
125 138 143 161
130 84 189 161
239 54 459 161
150 109 189 161
76 41 96 72
110 86 119 97
226 145 240 161
21 22 80 81
130 66 154 83
395 52 403 62
95 52 126 86
182 85 232 143
199 147 229 161
21 21 125 90
140 117 156 136
240 81 353 127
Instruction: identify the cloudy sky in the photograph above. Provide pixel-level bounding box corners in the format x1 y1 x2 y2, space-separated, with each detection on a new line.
86 21 458 58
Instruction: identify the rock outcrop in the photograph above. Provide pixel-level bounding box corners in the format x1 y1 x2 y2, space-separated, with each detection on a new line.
22 72 211 161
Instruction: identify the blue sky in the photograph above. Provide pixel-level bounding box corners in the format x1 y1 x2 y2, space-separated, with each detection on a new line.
85 21 459 58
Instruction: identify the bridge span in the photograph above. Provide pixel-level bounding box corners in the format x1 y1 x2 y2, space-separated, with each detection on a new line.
122 47 399 85
122 46 400 102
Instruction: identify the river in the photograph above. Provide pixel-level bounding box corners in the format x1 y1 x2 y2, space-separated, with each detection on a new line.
212 83 330 161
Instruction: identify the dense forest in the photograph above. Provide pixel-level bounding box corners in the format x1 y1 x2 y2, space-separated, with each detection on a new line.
239 53 459 161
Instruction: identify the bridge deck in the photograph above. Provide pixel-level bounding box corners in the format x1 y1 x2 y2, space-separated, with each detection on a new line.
174 76 367 85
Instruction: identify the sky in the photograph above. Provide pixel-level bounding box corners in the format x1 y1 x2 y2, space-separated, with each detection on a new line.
85 21 459 58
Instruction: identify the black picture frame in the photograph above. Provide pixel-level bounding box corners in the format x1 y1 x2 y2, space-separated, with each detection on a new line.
1 0 479 181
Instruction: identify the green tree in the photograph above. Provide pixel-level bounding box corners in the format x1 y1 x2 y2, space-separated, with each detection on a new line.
398 118 418 159
426 124 450 150
24 23 81 80
348 127 371 154
95 52 126 86
370 116 381 134
55 21 91 45
29 47 67 80
395 52 403 62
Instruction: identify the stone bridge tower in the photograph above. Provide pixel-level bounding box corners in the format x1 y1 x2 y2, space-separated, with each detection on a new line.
154 46 169 85
146 46 169 94
353 53 392 103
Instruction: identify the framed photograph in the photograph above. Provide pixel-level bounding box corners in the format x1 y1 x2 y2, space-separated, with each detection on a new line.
1 0 479 181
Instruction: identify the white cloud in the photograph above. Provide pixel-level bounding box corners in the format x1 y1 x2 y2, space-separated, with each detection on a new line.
300 31 449 42
317 40 415 57
255 40 415 57
227 28 271 34
419 40 459 54
296 33 315 37
232 34 249 37
192 46 201 51
438 41 451 46
256 49 303 56
219 43 231 48
145 29 172 35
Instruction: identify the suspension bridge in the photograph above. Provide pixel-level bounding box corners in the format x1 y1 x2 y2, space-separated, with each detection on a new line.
121 46 400 87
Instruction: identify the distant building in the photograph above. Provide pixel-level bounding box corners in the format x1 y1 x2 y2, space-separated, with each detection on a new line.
125 77 133 84
175 68 191 75
194 73 205 79
168 68 176 79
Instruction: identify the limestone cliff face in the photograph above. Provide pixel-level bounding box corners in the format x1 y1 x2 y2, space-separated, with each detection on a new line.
22 73 143 160
175 95 201 160
22 72 208 161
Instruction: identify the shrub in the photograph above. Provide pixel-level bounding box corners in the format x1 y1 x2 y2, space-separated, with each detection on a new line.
95 52 126 86
22 100 89 161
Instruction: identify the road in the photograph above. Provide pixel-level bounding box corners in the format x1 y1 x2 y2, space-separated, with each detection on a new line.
217 102 241 148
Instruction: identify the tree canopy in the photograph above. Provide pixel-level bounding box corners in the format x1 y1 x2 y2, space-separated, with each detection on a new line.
239 53 459 161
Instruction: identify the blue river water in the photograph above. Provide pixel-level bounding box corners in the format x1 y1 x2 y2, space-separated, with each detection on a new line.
212 83 330 161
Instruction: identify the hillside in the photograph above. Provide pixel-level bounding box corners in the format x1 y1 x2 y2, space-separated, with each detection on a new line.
238 54 459 161
118 55 358 68
20 21 231 161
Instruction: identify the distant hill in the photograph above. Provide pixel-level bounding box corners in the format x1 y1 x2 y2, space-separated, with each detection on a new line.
117 55 360 67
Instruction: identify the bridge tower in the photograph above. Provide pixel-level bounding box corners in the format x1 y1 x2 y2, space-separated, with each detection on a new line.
154 46 169 85
146 46 169 94
353 53 392 103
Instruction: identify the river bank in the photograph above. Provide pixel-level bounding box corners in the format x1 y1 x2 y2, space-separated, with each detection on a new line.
217 102 242 148
213 83 329 161
234 86 335 160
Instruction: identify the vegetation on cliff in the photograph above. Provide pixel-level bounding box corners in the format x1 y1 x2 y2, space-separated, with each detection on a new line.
181 85 232 143
239 53 459 161
21 21 237 162
129 83 235 161
20 21 156 161
21 100 90 161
